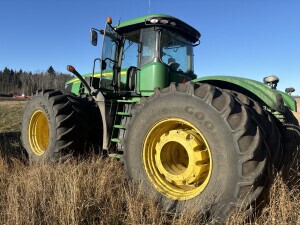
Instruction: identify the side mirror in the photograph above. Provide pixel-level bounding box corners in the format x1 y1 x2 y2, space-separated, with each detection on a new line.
90 29 98 46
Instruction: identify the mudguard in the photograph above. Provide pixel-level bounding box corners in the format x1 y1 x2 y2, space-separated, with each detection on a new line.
193 76 297 112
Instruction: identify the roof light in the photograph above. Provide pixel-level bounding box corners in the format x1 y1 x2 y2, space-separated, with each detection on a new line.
150 18 159 24
106 17 112 24
170 21 176 26
160 19 169 24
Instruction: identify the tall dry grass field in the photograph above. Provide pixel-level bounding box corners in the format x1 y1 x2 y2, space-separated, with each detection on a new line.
0 100 299 224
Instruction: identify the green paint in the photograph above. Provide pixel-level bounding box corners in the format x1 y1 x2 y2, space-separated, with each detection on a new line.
113 125 125 129
138 62 169 96
117 98 140 103
193 76 297 111
70 81 80 95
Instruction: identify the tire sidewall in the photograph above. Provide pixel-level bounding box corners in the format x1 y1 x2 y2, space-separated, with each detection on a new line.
125 92 240 212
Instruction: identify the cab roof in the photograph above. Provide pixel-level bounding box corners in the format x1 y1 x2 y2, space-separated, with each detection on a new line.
114 14 201 43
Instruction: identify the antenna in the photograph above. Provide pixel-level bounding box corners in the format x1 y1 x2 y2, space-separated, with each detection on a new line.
149 0 151 14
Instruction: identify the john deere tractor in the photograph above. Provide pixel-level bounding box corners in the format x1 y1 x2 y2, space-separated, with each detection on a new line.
21 14 299 222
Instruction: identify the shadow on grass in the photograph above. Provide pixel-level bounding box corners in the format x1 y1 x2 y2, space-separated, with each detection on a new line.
282 145 300 189
0 132 28 164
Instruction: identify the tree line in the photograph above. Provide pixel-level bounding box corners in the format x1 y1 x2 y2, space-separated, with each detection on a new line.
0 66 73 96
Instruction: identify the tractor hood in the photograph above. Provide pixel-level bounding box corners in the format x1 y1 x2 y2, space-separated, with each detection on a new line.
193 76 297 112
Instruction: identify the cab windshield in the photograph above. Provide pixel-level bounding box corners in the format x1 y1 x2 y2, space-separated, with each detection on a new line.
101 24 119 75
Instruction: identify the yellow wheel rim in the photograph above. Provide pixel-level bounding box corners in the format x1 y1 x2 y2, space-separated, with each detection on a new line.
143 118 212 200
28 110 49 156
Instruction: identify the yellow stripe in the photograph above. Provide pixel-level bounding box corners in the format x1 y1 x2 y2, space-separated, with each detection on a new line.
70 71 127 84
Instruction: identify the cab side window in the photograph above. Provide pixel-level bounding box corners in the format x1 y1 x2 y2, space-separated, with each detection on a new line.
140 28 157 67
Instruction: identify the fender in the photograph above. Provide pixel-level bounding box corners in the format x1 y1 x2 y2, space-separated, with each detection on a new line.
193 76 297 112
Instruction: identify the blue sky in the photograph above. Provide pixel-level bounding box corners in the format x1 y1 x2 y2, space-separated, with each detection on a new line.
0 0 299 93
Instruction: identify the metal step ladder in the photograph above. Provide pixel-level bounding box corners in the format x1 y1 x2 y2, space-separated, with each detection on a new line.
108 98 140 158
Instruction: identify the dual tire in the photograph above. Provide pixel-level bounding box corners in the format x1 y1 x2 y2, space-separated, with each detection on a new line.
124 83 268 221
21 90 101 163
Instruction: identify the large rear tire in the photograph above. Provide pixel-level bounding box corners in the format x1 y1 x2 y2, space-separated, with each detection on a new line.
21 90 101 163
124 83 268 222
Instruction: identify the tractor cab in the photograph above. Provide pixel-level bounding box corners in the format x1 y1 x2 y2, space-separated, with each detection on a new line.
90 14 200 96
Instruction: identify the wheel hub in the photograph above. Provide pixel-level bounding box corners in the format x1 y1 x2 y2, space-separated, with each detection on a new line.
143 118 212 200
28 110 49 156
155 129 209 186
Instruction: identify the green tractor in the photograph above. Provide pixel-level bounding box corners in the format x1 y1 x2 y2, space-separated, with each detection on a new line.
21 14 299 222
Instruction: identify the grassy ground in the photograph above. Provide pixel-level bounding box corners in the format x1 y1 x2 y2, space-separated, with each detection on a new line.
0 101 26 132
0 100 299 224
0 101 27 161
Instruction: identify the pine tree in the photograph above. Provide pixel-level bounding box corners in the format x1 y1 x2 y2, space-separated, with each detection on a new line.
47 66 56 75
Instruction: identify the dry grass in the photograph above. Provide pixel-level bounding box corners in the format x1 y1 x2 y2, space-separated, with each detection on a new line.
256 174 300 225
0 100 27 162
0 101 26 132
0 157 203 225
0 156 299 225
0 100 299 224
